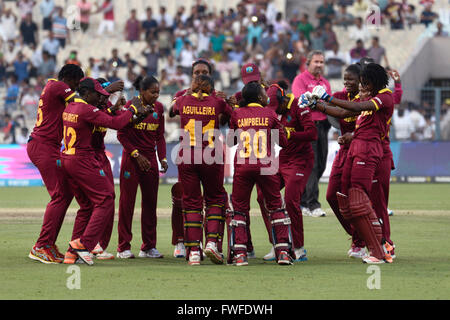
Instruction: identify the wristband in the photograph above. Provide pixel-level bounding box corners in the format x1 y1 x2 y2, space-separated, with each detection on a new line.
161 158 167 163
129 104 138 115
101 81 111 89
131 149 139 158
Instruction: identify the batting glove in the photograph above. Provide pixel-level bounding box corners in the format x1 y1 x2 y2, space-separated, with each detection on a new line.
299 91 316 108
312 85 331 102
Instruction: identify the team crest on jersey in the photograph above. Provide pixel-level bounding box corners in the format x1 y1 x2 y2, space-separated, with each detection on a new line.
153 112 158 119
286 115 292 123
124 171 131 179
99 169 105 177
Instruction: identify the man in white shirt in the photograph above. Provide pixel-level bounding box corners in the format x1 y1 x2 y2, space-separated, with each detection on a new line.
0 9 18 42
39 0 54 30
324 42 348 78
42 31 60 57
409 107 426 140
169 65 190 90
179 42 196 74
196 27 211 55
348 17 371 42
393 108 412 140
3 40 21 65
156 6 173 27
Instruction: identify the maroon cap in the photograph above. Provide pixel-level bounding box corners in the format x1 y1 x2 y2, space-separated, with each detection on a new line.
79 77 110 96
241 63 261 84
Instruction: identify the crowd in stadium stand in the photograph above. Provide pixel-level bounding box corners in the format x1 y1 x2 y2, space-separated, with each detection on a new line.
0 0 449 143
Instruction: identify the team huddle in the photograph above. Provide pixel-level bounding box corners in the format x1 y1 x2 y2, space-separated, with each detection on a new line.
26 53 398 267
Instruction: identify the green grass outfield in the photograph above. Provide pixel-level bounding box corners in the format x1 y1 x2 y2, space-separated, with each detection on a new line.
0 184 449 300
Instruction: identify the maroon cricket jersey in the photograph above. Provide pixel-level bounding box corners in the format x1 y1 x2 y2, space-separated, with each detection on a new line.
117 100 167 161
332 90 359 150
353 88 394 142
91 101 119 152
30 79 76 146
91 109 109 152
61 98 132 158
279 94 316 161
230 103 288 167
173 93 232 150
381 83 401 157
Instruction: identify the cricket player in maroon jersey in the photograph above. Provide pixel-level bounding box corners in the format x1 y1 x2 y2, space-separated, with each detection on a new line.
170 59 232 259
369 69 402 258
312 64 368 258
227 82 294 266
310 63 395 264
27 64 85 264
61 77 147 265
63 79 127 264
230 62 269 258
90 79 126 259
169 58 215 259
171 75 233 266
257 83 317 262
116 76 168 259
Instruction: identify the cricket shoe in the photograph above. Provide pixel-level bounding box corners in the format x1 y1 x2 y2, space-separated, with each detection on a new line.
348 246 367 259
69 239 94 265
294 247 308 262
233 253 248 266
51 245 65 262
173 242 186 258
90 244 115 260
390 244 396 259
310 207 327 217
204 242 224 265
277 251 294 265
63 251 84 264
91 243 104 255
363 254 393 264
301 207 312 217
139 248 163 258
263 246 276 261
188 250 201 266
247 249 256 259
383 241 396 260
96 251 115 260
116 250 135 259
28 245 62 264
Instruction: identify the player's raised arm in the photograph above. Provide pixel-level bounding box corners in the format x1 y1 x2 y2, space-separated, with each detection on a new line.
77 78 139 130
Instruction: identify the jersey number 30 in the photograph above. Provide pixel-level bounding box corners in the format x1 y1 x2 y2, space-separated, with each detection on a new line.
239 131 267 159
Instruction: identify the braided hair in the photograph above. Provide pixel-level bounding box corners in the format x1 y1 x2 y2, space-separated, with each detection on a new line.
360 63 389 95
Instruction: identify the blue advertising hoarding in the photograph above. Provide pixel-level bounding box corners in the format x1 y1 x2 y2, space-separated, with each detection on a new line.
1 141 449 186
